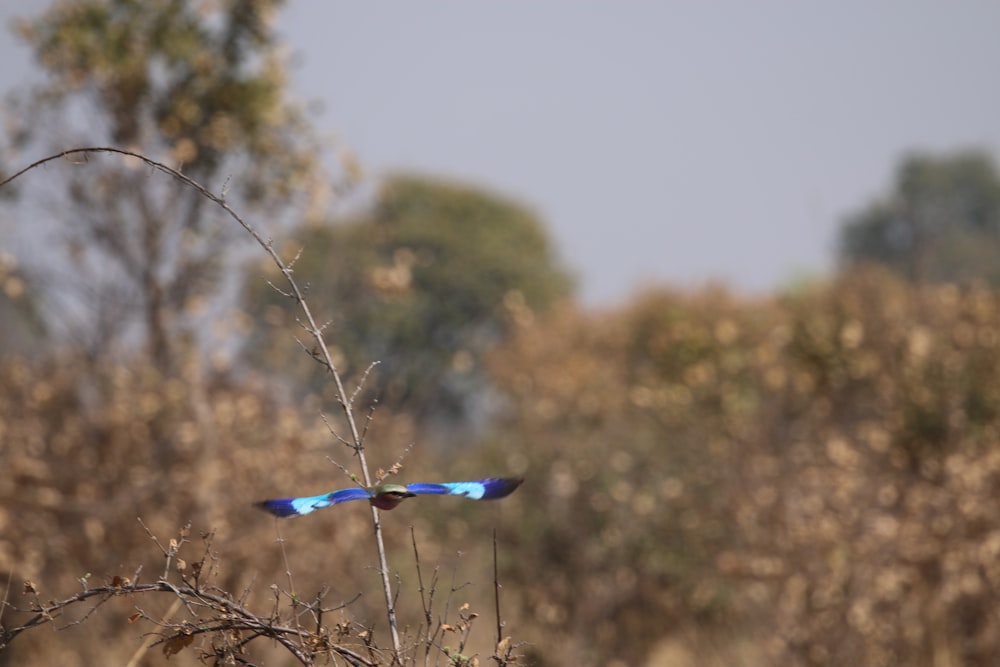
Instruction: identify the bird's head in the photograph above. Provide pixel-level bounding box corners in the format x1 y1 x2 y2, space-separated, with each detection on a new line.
371 483 417 510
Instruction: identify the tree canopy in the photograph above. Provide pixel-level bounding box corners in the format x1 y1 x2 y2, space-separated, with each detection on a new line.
242 173 574 429
838 151 1000 285
5 0 328 370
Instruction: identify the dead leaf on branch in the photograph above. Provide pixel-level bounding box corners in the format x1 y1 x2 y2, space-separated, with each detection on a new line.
162 631 194 658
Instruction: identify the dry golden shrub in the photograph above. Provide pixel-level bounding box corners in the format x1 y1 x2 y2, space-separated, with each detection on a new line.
483 268 1000 667
7 267 1000 666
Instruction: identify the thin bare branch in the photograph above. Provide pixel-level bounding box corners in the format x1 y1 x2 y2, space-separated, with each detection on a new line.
1 147 405 659
124 597 182 667
4 579 378 666
493 529 502 649
321 411 355 450
351 361 382 405
265 278 296 300
378 442 416 485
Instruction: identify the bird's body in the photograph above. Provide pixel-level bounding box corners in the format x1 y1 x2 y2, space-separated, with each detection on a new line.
255 477 523 518
368 483 417 510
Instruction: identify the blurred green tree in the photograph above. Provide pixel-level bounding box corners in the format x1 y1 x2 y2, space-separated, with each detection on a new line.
3 0 332 371
242 174 573 431
0 252 46 358
838 151 1000 285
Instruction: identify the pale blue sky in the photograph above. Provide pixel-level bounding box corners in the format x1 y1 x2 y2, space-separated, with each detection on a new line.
4 2 1000 305
278 2 1000 304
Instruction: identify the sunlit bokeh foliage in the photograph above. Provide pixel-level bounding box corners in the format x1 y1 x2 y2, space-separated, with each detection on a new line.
7 266 1000 665
240 174 573 432
476 267 1000 666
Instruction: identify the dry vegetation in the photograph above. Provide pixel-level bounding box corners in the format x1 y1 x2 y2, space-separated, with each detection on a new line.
5 262 1000 666
4 153 1000 665
478 268 1000 666
0 151 522 667
0 351 517 666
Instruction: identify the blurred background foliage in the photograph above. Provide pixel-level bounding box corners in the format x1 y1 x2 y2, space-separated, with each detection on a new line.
839 151 1000 286
4 2 1000 667
3 0 336 372
483 270 1000 666
8 265 1000 667
240 173 573 437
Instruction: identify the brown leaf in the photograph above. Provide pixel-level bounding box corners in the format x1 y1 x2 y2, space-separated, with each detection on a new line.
162 631 194 658
22 580 37 595
175 558 187 572
111 575 125 588
128 612 142 624
496 636 511 655
441 623 457 633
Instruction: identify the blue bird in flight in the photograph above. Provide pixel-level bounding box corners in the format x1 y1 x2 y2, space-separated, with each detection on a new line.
255 477 523 518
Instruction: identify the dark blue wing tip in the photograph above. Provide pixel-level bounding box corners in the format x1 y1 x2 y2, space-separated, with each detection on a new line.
254 499 299 518
484 476 524 499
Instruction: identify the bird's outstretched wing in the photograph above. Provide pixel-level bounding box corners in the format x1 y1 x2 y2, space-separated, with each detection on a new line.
255 487 371 518
405 477 523 500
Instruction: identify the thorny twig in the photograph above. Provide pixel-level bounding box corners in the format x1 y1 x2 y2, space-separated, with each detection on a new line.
0 147 405 658
1 579 374 666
